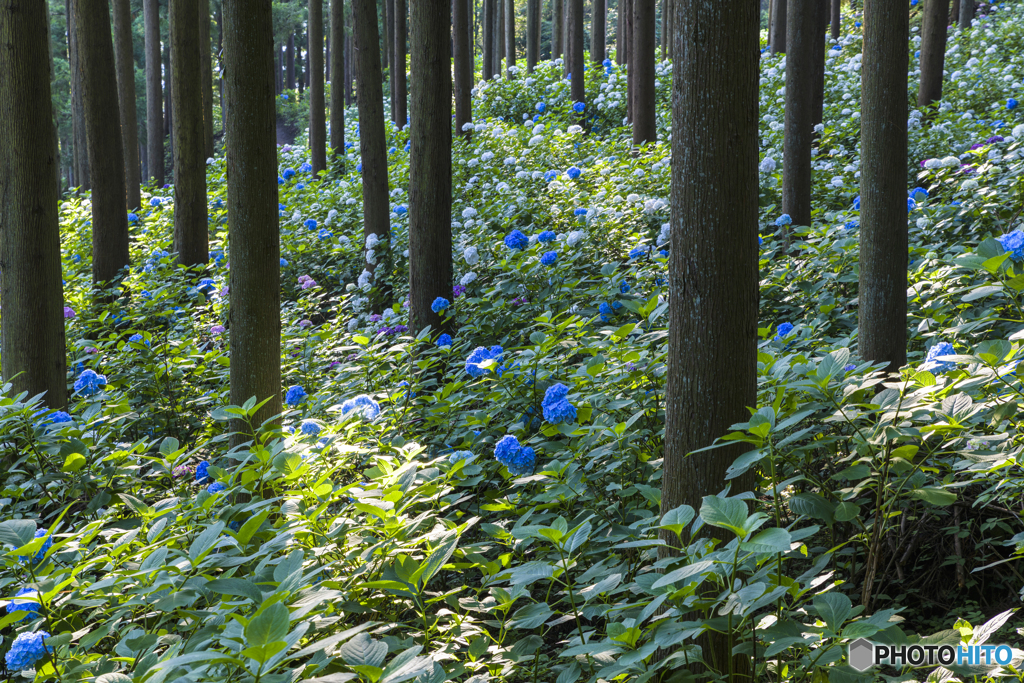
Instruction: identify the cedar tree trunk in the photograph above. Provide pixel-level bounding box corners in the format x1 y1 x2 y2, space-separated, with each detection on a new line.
632 0 655 144
113 0 141 210
918 0 950 108
331 0 347 155
454 0 474 136
309 0 328 173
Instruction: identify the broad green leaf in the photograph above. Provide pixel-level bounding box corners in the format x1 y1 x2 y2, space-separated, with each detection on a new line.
339 632 388 668
245 601 290 648
909 487 956 506
700 496 750 538
63 453 87 472
813 592 852 633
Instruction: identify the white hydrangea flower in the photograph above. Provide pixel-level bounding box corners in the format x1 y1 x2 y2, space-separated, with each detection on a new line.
759 157 777 173
942 156 960 167
529 135 545 146
346 318 360 332
831 177 844 187
1013 124 1024 138
463 246 479 265
481 152 494 162
916 217 931 229
961 179 979 190
365 249 377 265
657 223 671 247
366 233 380 249
566 230 586 247
460 271 477 286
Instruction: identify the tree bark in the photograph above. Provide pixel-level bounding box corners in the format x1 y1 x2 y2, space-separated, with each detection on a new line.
858 0 908 372
632 0 655 144
386 0 395 121
309 0 328 173
811 0 827 126
331 0 347 156
223 0 282 441
171 0 209 266
527 0 540 69
782 0 814 229
326 19 331 81
662 0 673 60
286 33 295 88
409 0 452 335
505 0 515 76
394 0 407 126
200 0 214 158
144 0 163 186
0 0 68 409
297 40 305 93
568 0 584 105
68 0 91 190
771 0 787 52
552 0 563 58
454 0 474 136
496 0 504 76
345 7 355 105
592 0 606 63
623 0 633 118
352 0 392 306
112 0 142 210
482 0 494 79
74 0 132 287
918 0 949 108
958 0 973 29
950 0 960 24
661 0 759 679
165 44 174 165
830 0 840 39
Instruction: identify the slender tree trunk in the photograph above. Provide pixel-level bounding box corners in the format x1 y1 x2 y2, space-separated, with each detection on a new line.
171 0 209 266
394 0 407 126
592 0 606 63
526 0 539 71
223 0 282 441
830 0 840 39
345 8 355 105
165 44 174 167
615 0 624 63
771 0 786 52
663 0 673 60
352 0 392 306
782 0 814 229
145 0 163 186
811 0 826 126
569 0 584 104
276 43 283 93
505 0 515 76
326 20 331 81
112 0 141 209
624 0 633 118
0 0 68 409
632 0 655 144
200 0 214 158
454 0 474 136
74 0 132 287
562 0 570 73
497 0 504 75
552 0 563 58
331 0 347 156
858 0 908 374
919 0 949 108
958 0 973 29
286 33 295 88
661 0 758 679
309 0 328 173
386 0 395 121
297 40 305 93
482 0 494 79
68 0 91 190
409 0 452 334
950 0 960 24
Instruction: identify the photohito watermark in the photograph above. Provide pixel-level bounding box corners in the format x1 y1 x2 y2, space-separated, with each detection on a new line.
848 638 1014 672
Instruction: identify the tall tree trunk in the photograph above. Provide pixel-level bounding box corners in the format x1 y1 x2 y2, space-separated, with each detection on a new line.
661 0 758 679
297 40 305 93
632 0 655 144
309 0 328 173
144 0 163 186
165 44 174 167
504 0 515 76
454 0 474 136
623 0 633 118
394 0 407 126
771 0 787 52
568 0 584 105
409 0 452 334
562 0 570 73
527 0 539 71
331 0 347 156
276 43 283 93
919 0 949 108
858 0 908 374
68 0 91 190
352 0 392 306
286 33 295 88
552 0 563 58
223 0 282 442
663 0 673 60
482 0 494 79
345 7 355 105
171 0 209 266
830 0 840 39
0 0 68 409
950 0 960 24
497 0 504 76
592 0 606 63
112 0 142 210
74 0 132 287
386 0 395 121
811 0 826 126
326 20 331 81
782 0 814 229
200 0 214 158
958 0 973 29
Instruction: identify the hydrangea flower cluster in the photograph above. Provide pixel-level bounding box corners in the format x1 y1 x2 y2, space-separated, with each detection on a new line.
74 369 106 396
20 529 51 565
449 450 476 464
207 482 226 494
504 230 529 250
542 383 577 424
431 297 451 313
922 341 957 373
340 395 381 420
5 631 50 671
538 230 557 242
494 435 536 476
196 461 210 483
6 588 40 621
775 322 795 340
300 420 321 437
436 333 453 348
285 385 308 406
541 251 557 266
997 229 1024 261
465 346 504 377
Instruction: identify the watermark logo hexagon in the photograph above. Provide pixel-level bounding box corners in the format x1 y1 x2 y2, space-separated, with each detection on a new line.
849 638 875 672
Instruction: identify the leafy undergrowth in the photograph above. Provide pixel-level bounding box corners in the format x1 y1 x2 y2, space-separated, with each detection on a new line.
3 5 1024 683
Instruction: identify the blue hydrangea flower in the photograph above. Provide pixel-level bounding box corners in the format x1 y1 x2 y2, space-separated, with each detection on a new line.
538 230 557 243
910 187 929 202
465 346 503 377
844 220 859 231
573 207 587 217
128 213 139 223
229 520 242 532
5 631 50 671
449 450 476 464
340 394 381 420
296 183 305 190
195 461 210 483
280 258 289 267
149 197 162 207
853 195 861 211
285 385 308 406
775 322 795 339
572 102 585 114
566 166 582 180
318 228 333 240
542 383 577 424
300 421 321 437
207 482 226 494
73 369 106 396
436 333 453 348
494 436 536 476
843 363 857 372
283 168 296 180
907 197 917 212
20 529 52 565
541 251 557 266
536 102 546 113
544 170 559 182
775 214 792 227
997 229 1024 261
431 297 451 313
602 58 612 68
598 302 613 322
304 219 317 230
922 341 956 373
6 588 40 622
1008 98 1018 110
395 205 408 216
504 230 529 250
299 162 313 173
129 333 143 344
628 247 646 259
620 280 630 293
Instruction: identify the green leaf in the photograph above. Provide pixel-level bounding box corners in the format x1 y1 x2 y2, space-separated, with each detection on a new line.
245 601 290 648
726 449 766 480
833 502 861 523
339 632 388 668
788 492 836 524
699 496 749 537
159 437 180 457
62 453 87 472
207 578 264 604
659 505 695 539
611 323 635 340
529 331 546 345
0 520 40 548
651 560 715 590
411 531 460 588
909 487 956 506
379 646 431 683
189 522 226 562
740 527 792 554
963 284 1003 302
813 592 853 633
